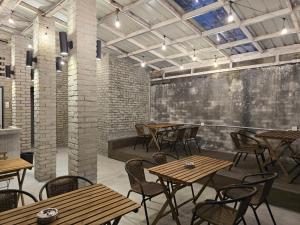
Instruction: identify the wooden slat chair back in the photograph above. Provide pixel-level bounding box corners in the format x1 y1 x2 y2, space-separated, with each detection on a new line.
39 175 93 200
0 189 37 212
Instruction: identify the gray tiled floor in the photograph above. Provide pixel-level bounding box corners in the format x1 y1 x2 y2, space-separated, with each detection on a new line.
7 148 300 225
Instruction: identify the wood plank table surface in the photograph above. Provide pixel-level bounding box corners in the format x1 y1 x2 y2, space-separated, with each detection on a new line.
0 184 140 225
145 123 182 151
256 130 300 177
0 158 33 205
148 155 232 225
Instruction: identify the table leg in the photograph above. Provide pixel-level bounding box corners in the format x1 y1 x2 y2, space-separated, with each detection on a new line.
193 174 214 203
151 177 181 225
148 128 161 151
17 169 27 206
112 217 121 225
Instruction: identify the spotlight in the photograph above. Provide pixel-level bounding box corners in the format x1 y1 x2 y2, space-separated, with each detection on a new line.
27 44 33 49
56 57 63 72
96 40 101 60
8 17 14 24
115 9 121 28
281 18 288 35
162 35 167 51
26 50 37 68
59 32 73 56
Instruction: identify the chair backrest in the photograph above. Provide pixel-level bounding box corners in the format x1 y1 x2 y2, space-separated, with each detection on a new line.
135 124 145 136
152 152 178 165
176 128 187 140
125 159 147 189
0 189 37 212
242 172 278 205
230 132 242 149
39 175 93 200
189 126 199 139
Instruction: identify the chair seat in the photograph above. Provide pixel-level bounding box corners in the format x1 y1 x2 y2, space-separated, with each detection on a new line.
236 145 264 154
223 187 262 206
132 181 164 196
195 204 237 225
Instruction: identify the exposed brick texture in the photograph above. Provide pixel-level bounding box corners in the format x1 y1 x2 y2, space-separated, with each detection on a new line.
0 42 12 128
151 64 300 152
97 54 150 155
67 0 98 183
11 35 31 152
33 16 57 181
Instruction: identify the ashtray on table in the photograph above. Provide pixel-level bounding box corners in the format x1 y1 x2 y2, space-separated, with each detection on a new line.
184 162 195 169
37 208 59 224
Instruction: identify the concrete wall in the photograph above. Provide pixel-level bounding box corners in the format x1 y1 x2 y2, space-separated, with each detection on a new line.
97 54 150 155
151 63 300 152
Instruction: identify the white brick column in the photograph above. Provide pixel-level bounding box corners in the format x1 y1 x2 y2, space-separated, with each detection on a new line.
11 35 31 152
33 16 56 181
67 0 98 182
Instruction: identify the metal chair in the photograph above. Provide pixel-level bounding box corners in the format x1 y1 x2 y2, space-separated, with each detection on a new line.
125 159 164 225
290 153 300 183
162 128 188 158
0 189 38 212
223 172 278 225
230 131 266 172
191 185 257 225
39 175 93 200
185 126 201 154
134 124 150 151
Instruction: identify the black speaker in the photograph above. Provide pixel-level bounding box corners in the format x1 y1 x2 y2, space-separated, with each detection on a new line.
26 50 33 68
96 40 101 60
5 65 11 78
59 32 69 56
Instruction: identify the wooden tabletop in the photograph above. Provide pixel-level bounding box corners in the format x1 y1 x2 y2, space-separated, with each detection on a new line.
256 130 300 141
148 156 232 185
145 123 182 129
0 184 140 225
0 158 32 174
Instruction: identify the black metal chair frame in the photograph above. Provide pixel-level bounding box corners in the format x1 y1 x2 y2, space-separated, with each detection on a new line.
134 124 150 151
39 175 93 200
161 128 188 158
289 153 300 183
185 126 201 154
125 159 164 225
0 189 38 212
226 173 278 225
230 131 267 173
191 185 257 225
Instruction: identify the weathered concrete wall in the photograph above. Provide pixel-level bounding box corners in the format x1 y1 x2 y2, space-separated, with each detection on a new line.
151 64 300 152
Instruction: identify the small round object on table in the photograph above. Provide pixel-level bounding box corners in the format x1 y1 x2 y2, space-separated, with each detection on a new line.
184 162 195 169
37 208 59 224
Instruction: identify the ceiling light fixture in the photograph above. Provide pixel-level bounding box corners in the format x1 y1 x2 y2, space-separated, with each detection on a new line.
227 1 234 23
115 9 121 28
180 59 184 70
214 55 218 68
8 11 14 24
192 49 197 62
162 35 167 51
27 44 33 49
141 56 146 68
281 18 288 35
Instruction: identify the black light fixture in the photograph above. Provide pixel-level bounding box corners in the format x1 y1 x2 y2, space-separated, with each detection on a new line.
59 32 73 56
96 40 101 60
26 50 37 68
5 65 14 79
30 68 34 80
56 57 64 72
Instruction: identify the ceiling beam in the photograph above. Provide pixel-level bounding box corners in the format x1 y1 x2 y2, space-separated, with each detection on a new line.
43 0 68 17
285 0 300 40
182 1 224 20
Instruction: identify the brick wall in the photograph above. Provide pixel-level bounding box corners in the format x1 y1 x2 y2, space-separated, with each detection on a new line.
97 54 150 155
151 63 300 152
0 42 12 128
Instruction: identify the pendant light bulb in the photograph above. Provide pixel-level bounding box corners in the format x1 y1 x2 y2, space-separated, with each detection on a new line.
180 65 184 70
141 56 146 68
227 2 234 23
281 18 287 35
27 44 33 49
195 0 199 3
192 49 197 62
162 35 167 51
216 33 221 42
115 9 121 28
60 60 65 65
8 17 14 24
214 55 218 68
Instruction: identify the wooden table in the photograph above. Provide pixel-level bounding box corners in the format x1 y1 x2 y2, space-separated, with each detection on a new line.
0 184 140 225
148 155 232 225
256 130 300 177
145 123 181 151
0 158 32 205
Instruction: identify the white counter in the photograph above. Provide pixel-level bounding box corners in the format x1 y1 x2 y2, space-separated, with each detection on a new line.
0 127 21 158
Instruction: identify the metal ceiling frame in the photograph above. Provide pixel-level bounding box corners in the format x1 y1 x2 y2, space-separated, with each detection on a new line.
1 0 300 74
